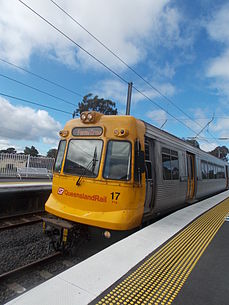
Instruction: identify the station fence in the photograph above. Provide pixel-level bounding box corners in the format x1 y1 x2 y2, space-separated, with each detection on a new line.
0 153 55 178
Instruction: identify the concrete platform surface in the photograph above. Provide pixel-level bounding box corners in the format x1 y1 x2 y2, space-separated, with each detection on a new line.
0 181 52 193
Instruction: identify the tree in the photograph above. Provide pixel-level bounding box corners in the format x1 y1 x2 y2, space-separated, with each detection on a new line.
0 147 17 154
209 146 229 161
24 146 39 157
73 94 118 118
47 148 57 158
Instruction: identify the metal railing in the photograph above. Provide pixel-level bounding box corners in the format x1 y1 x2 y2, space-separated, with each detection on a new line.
0 153 55 178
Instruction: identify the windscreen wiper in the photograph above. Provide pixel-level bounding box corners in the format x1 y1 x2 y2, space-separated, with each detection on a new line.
76 147 98 186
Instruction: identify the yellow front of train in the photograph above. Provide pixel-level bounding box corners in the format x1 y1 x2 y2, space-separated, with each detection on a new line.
45 112 146 231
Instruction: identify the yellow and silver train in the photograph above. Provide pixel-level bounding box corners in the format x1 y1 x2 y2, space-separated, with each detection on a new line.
44 111 229 248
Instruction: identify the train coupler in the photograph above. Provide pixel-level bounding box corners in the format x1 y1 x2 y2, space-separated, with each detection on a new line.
42 216 75 252
42 216 89 252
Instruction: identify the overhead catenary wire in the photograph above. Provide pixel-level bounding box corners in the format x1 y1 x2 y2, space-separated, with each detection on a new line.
0 73 76 107
16 1 201 134
0 58 83 98
17 0 218 149
0 92 72 115
17 0 128 85
48 0 220 146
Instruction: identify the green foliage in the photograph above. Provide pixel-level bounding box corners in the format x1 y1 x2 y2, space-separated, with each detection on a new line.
0 147 17 154
209 146 229 161
24 145 39 157
47 148 57 158
73 94 118 118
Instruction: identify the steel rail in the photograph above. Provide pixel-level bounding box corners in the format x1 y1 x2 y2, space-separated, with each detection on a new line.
0 212 45 231
0 252 61 280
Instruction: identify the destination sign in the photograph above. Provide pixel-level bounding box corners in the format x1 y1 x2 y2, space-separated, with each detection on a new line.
72 127 103 136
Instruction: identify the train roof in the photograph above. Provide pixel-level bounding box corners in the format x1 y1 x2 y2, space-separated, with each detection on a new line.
142 119 228 166
63 112 228 166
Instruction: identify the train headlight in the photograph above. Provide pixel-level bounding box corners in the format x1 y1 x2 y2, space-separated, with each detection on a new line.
80 112 87 121
87 112 94 121
113 128 129 137
114 129 119 136
104 231 111 239
59 130 69 137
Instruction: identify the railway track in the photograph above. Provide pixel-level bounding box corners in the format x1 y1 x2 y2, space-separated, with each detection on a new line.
0 251 63 304
0 212 46 231
0 252 61 281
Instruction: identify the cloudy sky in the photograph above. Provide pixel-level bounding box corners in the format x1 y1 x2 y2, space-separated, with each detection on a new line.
0 0 229 155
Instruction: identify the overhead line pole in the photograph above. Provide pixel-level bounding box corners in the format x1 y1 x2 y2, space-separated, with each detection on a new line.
126 82 133 115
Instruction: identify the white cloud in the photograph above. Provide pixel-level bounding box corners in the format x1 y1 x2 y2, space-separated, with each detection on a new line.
211 117 229 138
94 79 176 110
0 0 185 71
207 50 229 79
146 109 168 128
206 4 229 45
199 141 218 152
0 97 61 144
205 3 229 97
94 79 127 105
0 139 15 150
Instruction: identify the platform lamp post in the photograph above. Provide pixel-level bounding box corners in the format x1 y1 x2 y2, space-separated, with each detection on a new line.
126 82 133 115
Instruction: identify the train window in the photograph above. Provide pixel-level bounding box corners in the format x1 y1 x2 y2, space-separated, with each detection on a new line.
218 166 225 178
103 141 131 181
145 142 150 160
162 154 171 180
64 139 103 177
201 161 208 179
54 140 66 173
222 167 226 178
208 163 214 179
171 150 178 157
162 147 170 154
216 166 219 179
162 148 179 180
145 161 152 180
214 166 217 179
171 156 179 179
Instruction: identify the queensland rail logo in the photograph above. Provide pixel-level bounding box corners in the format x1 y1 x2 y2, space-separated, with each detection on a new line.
57 187 65 195
57 187 107 203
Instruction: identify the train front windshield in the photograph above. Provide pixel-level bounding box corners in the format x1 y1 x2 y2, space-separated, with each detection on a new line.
64 140 103 177
103 141 131 181
54 139 131 181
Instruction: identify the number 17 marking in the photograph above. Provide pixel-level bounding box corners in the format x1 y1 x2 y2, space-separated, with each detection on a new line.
111 192 120 200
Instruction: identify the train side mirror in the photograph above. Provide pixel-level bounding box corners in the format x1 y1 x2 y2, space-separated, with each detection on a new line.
134 140 145 184
139 151 145 173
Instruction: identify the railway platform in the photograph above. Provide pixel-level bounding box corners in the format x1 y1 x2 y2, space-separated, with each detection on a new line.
0 179 52 194
5 190 229 305
0 180 52 218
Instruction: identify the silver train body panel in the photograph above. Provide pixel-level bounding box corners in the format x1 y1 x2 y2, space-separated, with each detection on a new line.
143 121 228 216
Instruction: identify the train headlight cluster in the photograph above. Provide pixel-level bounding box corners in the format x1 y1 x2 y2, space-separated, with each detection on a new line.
59 130 69 137
113 128 129 137
80 111 96 123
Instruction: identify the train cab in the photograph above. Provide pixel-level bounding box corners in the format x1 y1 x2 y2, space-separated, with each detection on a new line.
45 112 146 232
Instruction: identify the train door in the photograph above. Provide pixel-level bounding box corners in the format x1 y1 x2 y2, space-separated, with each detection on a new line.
186 152 196 201
226 166 229 188
144 138 154 214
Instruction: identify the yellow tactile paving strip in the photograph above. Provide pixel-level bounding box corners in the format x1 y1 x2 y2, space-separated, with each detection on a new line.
94 199 229 305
